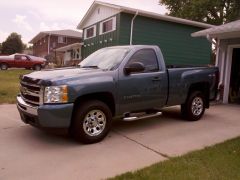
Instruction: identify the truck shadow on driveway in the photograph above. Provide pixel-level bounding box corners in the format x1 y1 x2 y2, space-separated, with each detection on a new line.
18 106 215 146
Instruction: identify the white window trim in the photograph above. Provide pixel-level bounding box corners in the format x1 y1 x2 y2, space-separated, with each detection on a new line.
99 16 116 35
58 36 67 44
223 44 240 104
84 25 97 40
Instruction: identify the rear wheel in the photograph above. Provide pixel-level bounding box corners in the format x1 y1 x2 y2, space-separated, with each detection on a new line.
1 63 8 70
34 64 41 71
70 100 112 144
181 91 206 121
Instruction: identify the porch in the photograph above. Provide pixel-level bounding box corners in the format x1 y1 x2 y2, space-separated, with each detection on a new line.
55 43 83 66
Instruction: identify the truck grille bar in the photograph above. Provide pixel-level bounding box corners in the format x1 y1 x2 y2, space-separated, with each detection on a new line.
20 77 42 106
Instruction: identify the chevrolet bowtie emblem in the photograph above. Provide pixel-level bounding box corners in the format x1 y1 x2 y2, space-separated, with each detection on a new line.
21 86 28 95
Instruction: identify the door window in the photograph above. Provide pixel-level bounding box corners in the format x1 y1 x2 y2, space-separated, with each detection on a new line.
21 56 28 60
15 55 21 60
15 55 29 61
127 49 159 73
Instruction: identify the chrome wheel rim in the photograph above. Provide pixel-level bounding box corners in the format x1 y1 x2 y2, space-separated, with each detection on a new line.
191 97 203 116
2 64 7 70
35 66 41 71
83 110 106 136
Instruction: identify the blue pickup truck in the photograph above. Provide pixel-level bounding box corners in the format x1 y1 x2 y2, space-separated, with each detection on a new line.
17 45 219 143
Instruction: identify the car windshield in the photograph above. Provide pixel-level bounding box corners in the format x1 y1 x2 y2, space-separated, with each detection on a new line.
79 47 130 71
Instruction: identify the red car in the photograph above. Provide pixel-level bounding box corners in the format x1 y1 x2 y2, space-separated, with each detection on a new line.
0 54 46 70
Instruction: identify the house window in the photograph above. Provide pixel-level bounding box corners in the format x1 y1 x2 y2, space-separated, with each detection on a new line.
100 16 116 35
52 42 56 48
84 25 96 39
87 28 94 37
58 36 67 43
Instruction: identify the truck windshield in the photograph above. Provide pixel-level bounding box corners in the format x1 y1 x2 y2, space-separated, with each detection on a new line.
79 48 130 70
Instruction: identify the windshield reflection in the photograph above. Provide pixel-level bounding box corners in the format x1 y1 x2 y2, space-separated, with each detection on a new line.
79 47 130 71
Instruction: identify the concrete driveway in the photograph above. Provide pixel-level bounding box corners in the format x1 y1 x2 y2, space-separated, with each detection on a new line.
0 104 240 180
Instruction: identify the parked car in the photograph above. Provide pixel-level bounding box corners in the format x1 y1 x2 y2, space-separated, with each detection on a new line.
0 54 46 70
17 45 219 143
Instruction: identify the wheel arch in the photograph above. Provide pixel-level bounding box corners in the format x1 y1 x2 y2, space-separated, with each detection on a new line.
73 92 116 116
0 62 9 69
187 82 210 108
33 63 42 68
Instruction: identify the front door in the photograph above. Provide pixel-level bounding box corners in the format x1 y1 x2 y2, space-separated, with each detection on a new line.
229 48 240 104
118 49 168 113
14 55 31 68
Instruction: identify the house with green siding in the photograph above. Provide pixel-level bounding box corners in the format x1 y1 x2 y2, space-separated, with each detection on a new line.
77 1 214 65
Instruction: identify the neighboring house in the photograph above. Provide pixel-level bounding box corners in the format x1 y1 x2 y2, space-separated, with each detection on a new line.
55 42 83 65
29 29 82 65
192 20 240 104
23 49 33 55
77 1 214 65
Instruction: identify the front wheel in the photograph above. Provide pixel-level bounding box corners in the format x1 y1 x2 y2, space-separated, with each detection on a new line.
181 91 206 121
70 100 112 144
34 64 41 71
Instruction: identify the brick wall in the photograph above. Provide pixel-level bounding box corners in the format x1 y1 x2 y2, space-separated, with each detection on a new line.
32 35 81 58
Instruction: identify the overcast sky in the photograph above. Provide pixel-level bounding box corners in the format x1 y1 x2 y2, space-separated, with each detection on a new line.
0 0 167 44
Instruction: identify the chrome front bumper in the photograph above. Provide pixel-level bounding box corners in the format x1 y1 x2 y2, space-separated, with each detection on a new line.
17 95 38 116
17 95 74 128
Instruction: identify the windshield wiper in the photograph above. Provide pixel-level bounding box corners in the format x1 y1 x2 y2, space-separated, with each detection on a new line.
80 65 99 69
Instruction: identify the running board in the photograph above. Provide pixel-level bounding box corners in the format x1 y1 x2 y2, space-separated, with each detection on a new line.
123 112 162 121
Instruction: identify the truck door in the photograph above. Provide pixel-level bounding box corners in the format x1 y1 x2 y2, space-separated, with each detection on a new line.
22 55 32 68
14 55 22 68
118 49 168 113
14 55 31 68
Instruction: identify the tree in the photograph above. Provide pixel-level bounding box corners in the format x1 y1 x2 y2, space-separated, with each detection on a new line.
159 0 240 25
0 43 2 54
1 32 24 55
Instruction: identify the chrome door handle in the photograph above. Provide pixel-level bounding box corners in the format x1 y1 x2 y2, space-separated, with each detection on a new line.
152 77 161 81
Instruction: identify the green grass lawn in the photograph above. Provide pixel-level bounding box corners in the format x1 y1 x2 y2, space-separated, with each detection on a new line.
0 69 32 104
110 137 240 180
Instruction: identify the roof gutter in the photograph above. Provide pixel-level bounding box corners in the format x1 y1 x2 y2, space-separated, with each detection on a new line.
206 34 217 45
130 11 138 45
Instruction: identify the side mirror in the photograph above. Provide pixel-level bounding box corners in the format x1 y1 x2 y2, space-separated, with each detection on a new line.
124 62 145 75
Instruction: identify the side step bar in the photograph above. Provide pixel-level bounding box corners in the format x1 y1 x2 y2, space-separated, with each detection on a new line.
123 112 162 121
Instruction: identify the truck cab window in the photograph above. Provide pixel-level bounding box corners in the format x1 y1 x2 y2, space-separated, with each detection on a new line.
15 55 21 60
21 56 28 60
127 49 159 73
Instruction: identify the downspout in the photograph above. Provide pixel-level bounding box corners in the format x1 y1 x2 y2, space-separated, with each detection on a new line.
130 11 138 45
207 34 223 101
47 34 51 54
206 34 216 46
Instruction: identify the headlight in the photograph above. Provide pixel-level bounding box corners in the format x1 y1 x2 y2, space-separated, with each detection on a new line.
44 85 68 104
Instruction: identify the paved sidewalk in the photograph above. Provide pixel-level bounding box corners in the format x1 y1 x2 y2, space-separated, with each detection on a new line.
0 104 240 180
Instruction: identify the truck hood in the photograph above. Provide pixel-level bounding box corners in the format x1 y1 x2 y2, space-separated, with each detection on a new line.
0 56 12 60
23 67 112 85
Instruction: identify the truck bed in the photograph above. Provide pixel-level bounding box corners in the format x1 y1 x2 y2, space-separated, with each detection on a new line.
167 66 219 106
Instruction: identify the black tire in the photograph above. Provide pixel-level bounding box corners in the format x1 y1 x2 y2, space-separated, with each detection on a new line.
1 63 8 70
34 64 41 71
70 100 112 144
181 91 206 121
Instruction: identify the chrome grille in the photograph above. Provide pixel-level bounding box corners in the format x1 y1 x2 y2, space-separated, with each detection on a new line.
20 78 42 106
